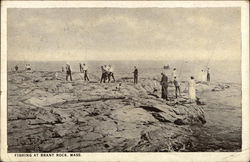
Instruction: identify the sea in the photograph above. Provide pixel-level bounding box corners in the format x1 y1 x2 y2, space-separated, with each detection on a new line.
7 60 242 152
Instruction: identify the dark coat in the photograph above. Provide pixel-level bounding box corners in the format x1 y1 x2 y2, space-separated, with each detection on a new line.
133 69 138 76
161 74 168 99
161 74 168 87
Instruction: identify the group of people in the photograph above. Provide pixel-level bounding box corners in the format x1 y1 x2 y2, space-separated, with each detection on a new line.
160 67 210 103
14 62 210 103
100 65 115 83
160 69 181 102
160 68 181 101
62 63 139 84
13 64 31 71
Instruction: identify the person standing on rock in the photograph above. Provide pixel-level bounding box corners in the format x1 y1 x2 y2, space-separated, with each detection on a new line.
66 63 72 81
14 65 18 71
172 68 177 82
207 68 210 82
26 64 31 71
173 76 181 98
62 66 65 72
105 65 109 82
199 69 204 82
79 63 83 73
202 69 207 82
107 65 115 83
188 76 196 103
83 63 89 81
160 72 169 101
133 66 138 84
100 66 106 83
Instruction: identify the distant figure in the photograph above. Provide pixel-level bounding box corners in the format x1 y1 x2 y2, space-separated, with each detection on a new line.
133 66 138 84
107 65 115 83
62 66 65 72
172 68 177 81
100 66 107 83
160 73 169 101
188 76 196 103
14 65 18 71
199 69 206 82
26 64 31 71
79 63 83 73
65 63 72 81
202 70 207 82
207 68 210 82
82 63 89 81
173 76 181 98
163 64 170 70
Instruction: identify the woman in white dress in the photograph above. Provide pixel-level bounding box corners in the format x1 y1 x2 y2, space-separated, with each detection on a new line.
188 76 196 103
202 70 207 82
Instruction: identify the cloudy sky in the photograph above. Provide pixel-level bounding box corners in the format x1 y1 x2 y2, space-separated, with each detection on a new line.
7 8 241 61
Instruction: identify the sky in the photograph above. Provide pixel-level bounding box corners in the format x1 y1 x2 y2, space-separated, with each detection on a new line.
7 8 241 61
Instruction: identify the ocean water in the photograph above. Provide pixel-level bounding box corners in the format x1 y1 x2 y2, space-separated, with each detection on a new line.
7 60 242 151
190 83 242 152
8 60 241 84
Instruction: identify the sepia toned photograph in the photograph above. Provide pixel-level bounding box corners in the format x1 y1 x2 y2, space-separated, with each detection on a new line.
1 1 249 161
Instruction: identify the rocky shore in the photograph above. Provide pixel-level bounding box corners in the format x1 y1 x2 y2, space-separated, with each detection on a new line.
7 71 229 152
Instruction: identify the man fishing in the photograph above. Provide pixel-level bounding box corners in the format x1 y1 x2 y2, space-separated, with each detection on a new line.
133 66 138 84
160 72 169 101
100 66 107 83
173 76 181 98
79 63 83 73
66 63 72 81
82 63 89 81
207 68 210 82
14 65 18 71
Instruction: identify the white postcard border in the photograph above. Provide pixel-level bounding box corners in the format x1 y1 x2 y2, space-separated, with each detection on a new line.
1 1 249 162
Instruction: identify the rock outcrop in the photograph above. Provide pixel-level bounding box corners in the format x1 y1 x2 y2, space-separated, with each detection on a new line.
8 71 207 152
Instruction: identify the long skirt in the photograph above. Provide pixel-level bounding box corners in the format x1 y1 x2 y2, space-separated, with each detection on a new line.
189 86 196 100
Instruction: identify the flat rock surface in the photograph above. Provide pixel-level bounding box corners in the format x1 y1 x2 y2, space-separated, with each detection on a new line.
7 71 229 152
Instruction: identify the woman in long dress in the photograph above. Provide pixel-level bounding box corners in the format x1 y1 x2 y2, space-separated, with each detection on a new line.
188 76 196 103
202 70 207 82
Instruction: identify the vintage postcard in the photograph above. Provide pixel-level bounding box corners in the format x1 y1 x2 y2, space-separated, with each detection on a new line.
1 1 249 162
